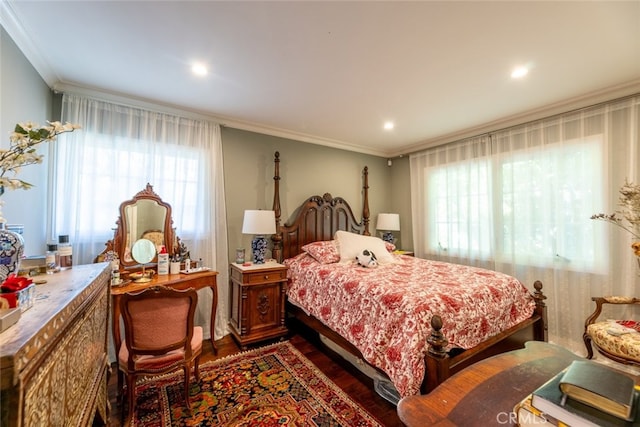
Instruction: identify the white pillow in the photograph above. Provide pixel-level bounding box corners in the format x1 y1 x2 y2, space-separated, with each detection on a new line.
334 230 394 264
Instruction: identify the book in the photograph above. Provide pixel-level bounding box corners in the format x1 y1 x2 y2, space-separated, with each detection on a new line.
514 393 564 426
559 360 636 420
531 370 640 427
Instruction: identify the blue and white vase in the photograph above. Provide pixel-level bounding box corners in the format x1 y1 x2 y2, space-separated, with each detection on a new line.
0 223 24 283
251 235 268 264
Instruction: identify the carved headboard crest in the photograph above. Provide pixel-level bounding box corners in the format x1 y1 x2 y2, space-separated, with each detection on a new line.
310 193 340 206
271 152 370 262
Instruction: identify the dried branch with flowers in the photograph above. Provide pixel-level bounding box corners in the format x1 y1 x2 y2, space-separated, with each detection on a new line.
1 121 81 192
591 180 640 255
0 121 80 222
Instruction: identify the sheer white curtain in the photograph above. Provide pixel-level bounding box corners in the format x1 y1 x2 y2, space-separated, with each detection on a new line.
410 95 640 354
49 93 229 344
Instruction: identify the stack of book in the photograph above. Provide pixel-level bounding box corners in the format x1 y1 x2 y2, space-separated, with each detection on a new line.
514 360 640 427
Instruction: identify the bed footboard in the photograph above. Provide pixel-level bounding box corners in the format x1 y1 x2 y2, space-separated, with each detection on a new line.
424 280 548 393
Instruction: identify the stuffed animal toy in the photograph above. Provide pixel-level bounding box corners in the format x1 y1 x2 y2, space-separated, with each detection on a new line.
356 249 378 268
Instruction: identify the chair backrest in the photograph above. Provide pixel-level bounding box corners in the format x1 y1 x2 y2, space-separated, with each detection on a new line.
120 285 198 359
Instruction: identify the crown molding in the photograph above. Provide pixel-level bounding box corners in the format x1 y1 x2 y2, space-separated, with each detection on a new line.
0 1 59 85
52 82 388 158
396 79 640 158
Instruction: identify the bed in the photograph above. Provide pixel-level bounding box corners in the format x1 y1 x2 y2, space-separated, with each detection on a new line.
269 151 548 401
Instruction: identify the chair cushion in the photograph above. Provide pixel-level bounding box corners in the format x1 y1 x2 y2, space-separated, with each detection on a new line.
119 326 203 373
587 320 640 362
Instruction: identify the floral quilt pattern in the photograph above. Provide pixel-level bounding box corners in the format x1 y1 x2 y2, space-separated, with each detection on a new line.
284 253 536 397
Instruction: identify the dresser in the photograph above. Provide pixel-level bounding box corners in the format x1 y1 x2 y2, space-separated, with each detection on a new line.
0 263 111 426
229 262 288 348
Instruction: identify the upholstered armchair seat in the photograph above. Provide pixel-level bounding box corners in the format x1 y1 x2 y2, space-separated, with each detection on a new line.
584 296 640 366
118 326 203 373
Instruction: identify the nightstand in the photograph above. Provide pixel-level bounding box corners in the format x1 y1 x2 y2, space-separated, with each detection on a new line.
228 261 288 348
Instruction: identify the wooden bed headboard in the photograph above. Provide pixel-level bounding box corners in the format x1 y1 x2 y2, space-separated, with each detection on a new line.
271 151 370 262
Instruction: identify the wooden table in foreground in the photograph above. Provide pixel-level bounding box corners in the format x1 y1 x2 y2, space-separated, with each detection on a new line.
397 341 580 426
110 270 218 357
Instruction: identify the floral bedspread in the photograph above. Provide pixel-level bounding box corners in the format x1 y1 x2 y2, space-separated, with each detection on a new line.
284 253 536 397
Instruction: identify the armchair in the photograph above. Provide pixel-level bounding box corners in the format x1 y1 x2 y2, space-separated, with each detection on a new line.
583 296 640 366
117 285 203 423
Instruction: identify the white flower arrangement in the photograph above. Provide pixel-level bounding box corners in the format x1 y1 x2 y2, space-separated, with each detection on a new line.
0 121 81 222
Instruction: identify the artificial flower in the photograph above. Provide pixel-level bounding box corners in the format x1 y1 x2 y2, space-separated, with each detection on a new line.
0 120 80 222
0 274 33 293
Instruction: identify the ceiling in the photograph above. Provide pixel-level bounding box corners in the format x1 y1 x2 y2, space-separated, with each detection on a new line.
2 1 640 158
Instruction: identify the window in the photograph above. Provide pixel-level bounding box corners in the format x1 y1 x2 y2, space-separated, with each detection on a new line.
54 133 203 239
51 93 220 266
424 134 605 271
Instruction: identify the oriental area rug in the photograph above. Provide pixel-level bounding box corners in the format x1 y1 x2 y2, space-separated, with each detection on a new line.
130 341 383 427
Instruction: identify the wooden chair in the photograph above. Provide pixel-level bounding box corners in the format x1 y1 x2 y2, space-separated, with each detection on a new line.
117 285 203 422
583 296 640 367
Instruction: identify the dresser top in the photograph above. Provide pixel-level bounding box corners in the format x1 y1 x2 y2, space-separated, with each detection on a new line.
0 263 111 367
230 260 286 271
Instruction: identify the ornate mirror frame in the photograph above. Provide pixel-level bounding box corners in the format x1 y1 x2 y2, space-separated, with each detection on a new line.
99 183 176 269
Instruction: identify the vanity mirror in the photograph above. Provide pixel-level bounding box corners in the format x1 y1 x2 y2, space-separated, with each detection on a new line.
97 183 177 269
129 239 156 282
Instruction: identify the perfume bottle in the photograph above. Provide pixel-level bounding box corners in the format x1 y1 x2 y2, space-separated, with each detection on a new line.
45 243 60 274
58 235 73 270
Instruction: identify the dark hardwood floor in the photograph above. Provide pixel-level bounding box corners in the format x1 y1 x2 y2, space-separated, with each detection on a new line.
107 324 404 426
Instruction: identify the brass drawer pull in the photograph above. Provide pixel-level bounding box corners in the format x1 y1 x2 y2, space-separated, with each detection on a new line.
264 275 269 279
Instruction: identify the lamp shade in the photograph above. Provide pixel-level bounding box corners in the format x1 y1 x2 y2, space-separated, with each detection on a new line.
242 210 276 235
376 213 400 231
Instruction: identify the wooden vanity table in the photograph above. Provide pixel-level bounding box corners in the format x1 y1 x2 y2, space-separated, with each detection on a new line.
96 184 220 357
110 270 218 356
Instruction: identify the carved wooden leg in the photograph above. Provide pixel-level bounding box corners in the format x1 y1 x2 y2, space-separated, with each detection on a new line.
126 373 136 424
183 366 192 409
583 333 595 359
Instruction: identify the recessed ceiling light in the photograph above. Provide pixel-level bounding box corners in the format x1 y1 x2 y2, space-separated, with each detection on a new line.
192 63 208 76
384 121 394 130
511 66 529 79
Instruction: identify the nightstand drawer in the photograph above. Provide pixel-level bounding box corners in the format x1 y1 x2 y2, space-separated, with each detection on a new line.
245 269 286 284
231 268 287 285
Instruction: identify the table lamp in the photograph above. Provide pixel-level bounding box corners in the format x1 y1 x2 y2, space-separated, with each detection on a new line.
376 213 400 244
242 210 276 264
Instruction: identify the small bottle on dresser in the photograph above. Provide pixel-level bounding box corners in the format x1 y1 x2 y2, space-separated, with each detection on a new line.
157 245 169 275
58 235 73 270
45 243 60 274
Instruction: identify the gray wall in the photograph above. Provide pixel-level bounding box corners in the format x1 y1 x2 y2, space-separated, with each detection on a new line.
222 127 414 260
0 27 54 255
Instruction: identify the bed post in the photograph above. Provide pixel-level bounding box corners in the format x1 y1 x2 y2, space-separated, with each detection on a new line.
424 315 449 393
362 166 370 236
272 151 283 263
532 280 548 342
